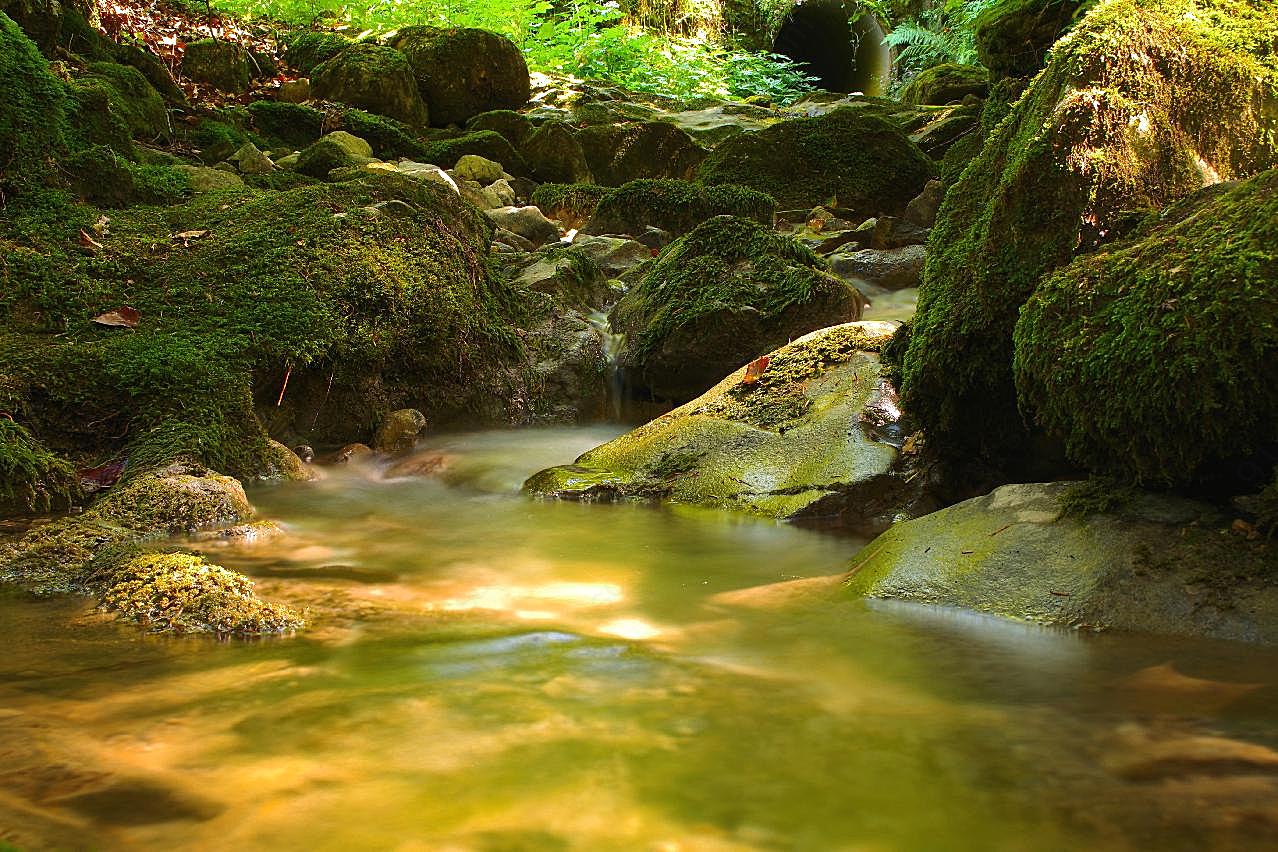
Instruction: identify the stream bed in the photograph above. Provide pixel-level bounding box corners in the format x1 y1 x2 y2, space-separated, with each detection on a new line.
2 428 1277 851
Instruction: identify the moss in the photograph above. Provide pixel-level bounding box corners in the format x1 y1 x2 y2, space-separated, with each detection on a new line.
466 109 533 145
1014 170 1278 487
530 183 608 229
696 108 935 211
1058 477 1139 516
899 63 990 105
587 178 775 238
0 12 68 186
191 118 247 163
0 419 80 514
975 0 1086 80
311 43 429 129
902 0 1278 472
418 129 525 173
283 30 350 75
388 26 530 127
247 100 324 149
82 61 168 141
64 145 191 206
340 108 429 159
182 38 250 93
102 552 303 634
578 121 707 187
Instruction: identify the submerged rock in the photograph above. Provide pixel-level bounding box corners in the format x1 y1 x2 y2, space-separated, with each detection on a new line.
525 322 908 526
845 482 1278 644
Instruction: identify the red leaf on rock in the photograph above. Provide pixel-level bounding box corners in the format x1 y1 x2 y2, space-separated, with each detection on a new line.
92 306 141 328
742 355 771 385
79 459 127 490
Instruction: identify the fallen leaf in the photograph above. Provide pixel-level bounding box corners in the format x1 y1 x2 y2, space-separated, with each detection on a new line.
742 355 771 385
92 306 141 328
79 459 126 491
77 229 104 253
174 229 208 246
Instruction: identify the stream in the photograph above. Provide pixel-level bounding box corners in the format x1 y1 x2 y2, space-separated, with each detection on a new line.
2 427 1277 850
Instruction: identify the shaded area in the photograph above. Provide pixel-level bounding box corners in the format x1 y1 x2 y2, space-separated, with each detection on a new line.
772 1 890 95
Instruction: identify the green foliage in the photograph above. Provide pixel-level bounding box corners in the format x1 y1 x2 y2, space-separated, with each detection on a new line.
885 0 1000 82
0 419 80 514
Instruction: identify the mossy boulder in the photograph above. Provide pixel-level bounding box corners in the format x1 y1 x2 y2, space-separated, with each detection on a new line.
511 245 611 311
294 130 374 178
67 146 193 205
526 322 904 524
81 61 168 140
247 100 324 149
0 419 79 515
585 178 776 239
311 43 429 129
0 0 65 53
900 63 990 105
611 215 869 401
1013 170 1278 487
696 109 936 212
845 481 1278 644
520 119 592 184
181 39 251 93
388 26 530 127
466 109 534 146
283 29 350 75
418 129 524 173
114 42 185 104
578 121 707 187
901 0 1278 472
0 10 68 186
530 183 607 230
975 0 1086 80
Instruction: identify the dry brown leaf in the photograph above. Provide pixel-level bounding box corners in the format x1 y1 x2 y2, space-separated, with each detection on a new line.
92 306 141 329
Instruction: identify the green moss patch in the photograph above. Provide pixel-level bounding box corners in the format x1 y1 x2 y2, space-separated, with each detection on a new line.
586 178 775 238
0 419 80 515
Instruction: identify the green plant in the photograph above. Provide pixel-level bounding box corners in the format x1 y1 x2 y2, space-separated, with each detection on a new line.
884 0 1000 80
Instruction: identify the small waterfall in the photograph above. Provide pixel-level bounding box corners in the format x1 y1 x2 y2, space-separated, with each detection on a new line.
586 310 627 421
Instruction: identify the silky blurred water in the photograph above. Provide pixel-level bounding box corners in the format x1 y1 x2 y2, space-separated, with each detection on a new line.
2 427 1276 851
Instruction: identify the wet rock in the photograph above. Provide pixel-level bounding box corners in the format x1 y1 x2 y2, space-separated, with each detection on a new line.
521 310 610 423
829 245 926 291
526 322 905 524
485 205 560 247
261 439 311 481
294 131 374 178
311 43 429 128
326 443 374 465
389 26 530 126
181 39 250 93
373 408 428 454
453 154 504 184
512 246 610 311
570 234 653 278
904 179 944 228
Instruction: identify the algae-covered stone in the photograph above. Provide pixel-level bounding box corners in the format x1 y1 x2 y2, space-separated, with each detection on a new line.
520 119 592 184
181 39 250 93
389 26 530 126
311 43 429 128
899 63 989 105
845 482 1278 644
373 408 427 454
530 183 608 230
901 0 1278 471
1014 170 1278 487
283 29 350 75
585 178 775 239
697 108 935 212
295 130 374 177
611 215 868 401
975 0 1086 80
578 121 706 186
0 419 79 515
526 322 903 524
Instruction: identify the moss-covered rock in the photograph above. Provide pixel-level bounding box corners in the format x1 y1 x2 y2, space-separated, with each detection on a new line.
511 245 611 311
530 183 607 230
388 26 530 126
845 481 1278 644
0 418 79 515
519 119 592 184
0 11 68 187
900 63 990 105
526 322 905 524
340 109 430 159
975 0 1086 80
81 61 167 141
294 130 373 178
418 129 523 173
181 39 250 93
66 145 192 205
114 42 185 104
611 215 868 400
283 30 350 75
585 178 775 239
1013 170 1278 487
247 100 324 149
696 108 935 211
466 109 534 145
311 43 429 128
578 121 707 187
901 0 1278 471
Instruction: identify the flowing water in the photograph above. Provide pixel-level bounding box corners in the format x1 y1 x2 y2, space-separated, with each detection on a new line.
3 427 1278 851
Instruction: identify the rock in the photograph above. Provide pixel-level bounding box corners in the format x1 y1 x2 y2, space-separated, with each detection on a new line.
697 108 936 213
489 178 518 206
373 408 427 454
326 443 374 464
578 121 706 186
395 159 458 192
283 30 350 75
418 130 525 174
903 179 944 228
173 164 246 191
525 322 904 525
389 26 530 126
485 205 560 246
900 0 1278 470
295 131 374 178
246 100 323 148
584 178 775 239
80 62 168 140
466 109 534 146
909 110 980 160
610 216 869 401
181 39 250 93
232 142 276 175
277 78 310 103
661 104 778 146
512 246 610 311
829 245 926 291
976 0 1086 80
275 152 300 170
0 420 78 515
454 177 503 210
570 234 653 278
260 439 310 481
900 63 989 105
493 228 535 252
529 183 607 230
1014 170 1278 486
520 119 592 184
453 154 504 184
521 310 610 423
311 43 429 128
845 481 1278 644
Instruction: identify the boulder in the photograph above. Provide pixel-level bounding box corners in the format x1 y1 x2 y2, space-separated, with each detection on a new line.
396 159 457 191
900 0 1278 471
1014 170 1278 487
277 79 310 103
373 408 427 454
903 179 944 228
975 0 1086 81
584 178 775 239
283 30 350 75
0 11 68 184
81 61 167 140
454 177 503 210
173 164 246 191
899 63 989 105
181 39 250 93
247 100 324 148
485 205 560 246
520 119 592 184
294 131 374 178
578 121 706 186
453 153 503 184
697 108 935 212
311 43 429 128
570 234 653 278
530 183 607 230
610 215 869 401
511 246 611 311
466 109 534 145
845 482 1278 644
828 245 927 291
389 26 530 126
418 130 524 174
525 322 906 526
232 141 276 175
